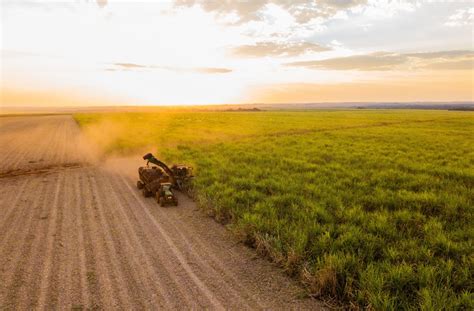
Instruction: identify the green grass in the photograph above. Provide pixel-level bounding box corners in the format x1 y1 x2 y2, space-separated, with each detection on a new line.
74 110 474 309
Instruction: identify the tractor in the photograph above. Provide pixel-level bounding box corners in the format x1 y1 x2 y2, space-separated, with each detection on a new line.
136 153 194 206
156 182 178 207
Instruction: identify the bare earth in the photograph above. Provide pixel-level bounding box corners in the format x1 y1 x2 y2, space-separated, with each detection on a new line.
0 115 323 310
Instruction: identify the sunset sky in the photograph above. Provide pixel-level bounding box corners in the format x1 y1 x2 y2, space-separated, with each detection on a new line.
1 0 473 106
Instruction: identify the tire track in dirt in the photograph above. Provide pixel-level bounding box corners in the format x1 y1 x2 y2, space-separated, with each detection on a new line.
1 123 44 171
0 119 39 167
0 177 49 309
119 174 311 309
118 175 262 309
79 171 120 308
105 173 213 308
0 131 32 171
86 171 141 309
17 180 61 309
0 179 40 257
108 176 216 308
46 119 68 167
54 119 67 164
39 171 79 309
121 179 226 310
56 171 75 308
143 190 265 307
94 171 180 308
35 173 63 309
0 116 78 173
73 172 94 309
0 137 24 167
10 122 53 171
0 178 31 234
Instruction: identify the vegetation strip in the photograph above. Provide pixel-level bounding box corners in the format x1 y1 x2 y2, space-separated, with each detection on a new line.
75 110 474 309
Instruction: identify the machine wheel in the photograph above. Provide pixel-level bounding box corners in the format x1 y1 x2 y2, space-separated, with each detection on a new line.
186 188 195 199
159 197 165 207
137 180 144 190
142 187 152 197
174 200 178 206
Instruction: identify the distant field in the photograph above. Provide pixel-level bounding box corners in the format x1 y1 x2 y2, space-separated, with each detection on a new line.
74 110 474 309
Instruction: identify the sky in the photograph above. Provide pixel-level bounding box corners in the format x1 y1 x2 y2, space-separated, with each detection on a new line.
1 0 473 106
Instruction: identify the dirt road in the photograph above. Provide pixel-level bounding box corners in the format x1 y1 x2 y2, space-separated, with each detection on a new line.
0 115 322 310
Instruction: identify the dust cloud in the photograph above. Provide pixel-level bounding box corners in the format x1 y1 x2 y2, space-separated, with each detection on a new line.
77 118 157 179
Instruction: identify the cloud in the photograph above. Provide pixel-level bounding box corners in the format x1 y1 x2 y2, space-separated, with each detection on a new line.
286 50 474 71
175 0 368 24
194 67 233 73
97 0 107 9
232 41 330 57
287 52 407 71
444 8 473 27
114 63 147 69
176 0 266 23
109 63 233 74
1 49 45 58
422 59 473 71
404 50 474 59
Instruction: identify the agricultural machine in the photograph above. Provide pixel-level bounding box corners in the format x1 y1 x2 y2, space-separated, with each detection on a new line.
136 153 194 206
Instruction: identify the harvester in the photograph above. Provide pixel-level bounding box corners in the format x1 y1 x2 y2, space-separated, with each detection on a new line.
136 153 194 206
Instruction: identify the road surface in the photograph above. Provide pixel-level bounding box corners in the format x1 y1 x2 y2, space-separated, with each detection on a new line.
0 115 323 310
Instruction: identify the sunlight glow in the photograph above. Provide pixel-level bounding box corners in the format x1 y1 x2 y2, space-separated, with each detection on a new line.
1 0 473 106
